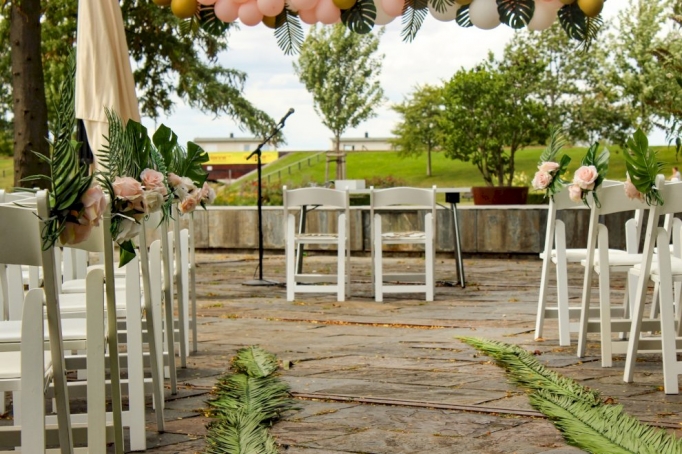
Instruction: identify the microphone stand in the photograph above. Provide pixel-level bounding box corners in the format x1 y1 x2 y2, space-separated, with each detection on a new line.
243 109 293 286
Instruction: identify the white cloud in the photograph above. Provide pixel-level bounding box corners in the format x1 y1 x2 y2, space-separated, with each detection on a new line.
142 1 638 150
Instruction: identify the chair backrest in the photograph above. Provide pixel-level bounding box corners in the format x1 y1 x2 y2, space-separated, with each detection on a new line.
283 186 349 209
371 186 436 209
0 196 43 267
594 181 648 216
657 179 682 215
0 189 36 204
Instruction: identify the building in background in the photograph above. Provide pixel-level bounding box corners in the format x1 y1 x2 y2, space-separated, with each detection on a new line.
194 134 279 181
333 132 393 151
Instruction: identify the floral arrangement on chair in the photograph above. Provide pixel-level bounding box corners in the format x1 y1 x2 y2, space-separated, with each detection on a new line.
532 128 571 200
623 128 664 206
23 53 106 250
99 110 174 266
567 142 609 207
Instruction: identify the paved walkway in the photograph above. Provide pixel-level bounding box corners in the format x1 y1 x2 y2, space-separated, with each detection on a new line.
142 253 681 453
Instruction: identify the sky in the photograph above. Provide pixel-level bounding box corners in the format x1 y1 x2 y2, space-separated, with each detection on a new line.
141 1 643 151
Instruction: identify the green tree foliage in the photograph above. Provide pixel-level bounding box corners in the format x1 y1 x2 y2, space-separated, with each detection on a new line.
503 24 633 146
293 24 385 180
390 84 443 177
439 54 548 187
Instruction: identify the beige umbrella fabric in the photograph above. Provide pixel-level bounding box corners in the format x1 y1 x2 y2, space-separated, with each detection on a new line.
75 0 140 166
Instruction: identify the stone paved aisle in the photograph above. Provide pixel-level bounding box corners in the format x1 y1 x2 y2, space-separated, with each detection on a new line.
136 253 681 453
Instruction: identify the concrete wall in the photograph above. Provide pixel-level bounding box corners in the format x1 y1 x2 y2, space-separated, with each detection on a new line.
180 205 645 255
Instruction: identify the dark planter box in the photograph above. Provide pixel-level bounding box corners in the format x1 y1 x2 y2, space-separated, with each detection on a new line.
472 186 529 205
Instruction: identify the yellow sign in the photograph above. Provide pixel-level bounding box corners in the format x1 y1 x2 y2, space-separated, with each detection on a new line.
205 152 279 165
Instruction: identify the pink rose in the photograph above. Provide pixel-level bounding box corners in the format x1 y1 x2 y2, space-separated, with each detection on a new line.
167 172 183 187
115 218 141 243
532 171 552 190
60 221 93 245
538 161 560 173
113 176 144 199
573 165 598 190
624 178 643 201
143 190 165 213
201 182 216 205
81 185 106 226
178 191 200 214
568 184 583 203
140 168 168 196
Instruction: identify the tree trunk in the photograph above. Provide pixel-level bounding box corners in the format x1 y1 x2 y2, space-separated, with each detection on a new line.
334 133 345 181
10 0 50 189
426 147 432 177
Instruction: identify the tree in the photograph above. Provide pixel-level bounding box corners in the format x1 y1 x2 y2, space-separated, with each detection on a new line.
0 1 277 186
439 54 548 187
8 0 50 188
503 24 633 146
293 24 385 180
390 85 442 177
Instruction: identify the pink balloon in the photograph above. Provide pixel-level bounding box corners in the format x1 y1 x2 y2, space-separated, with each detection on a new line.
528 0 556 30
289 0 318 10
381 0 404 17
214 0 239 21
257 0 285 15
372 0 395 24
316 0 340 24
198 0 217 4
233 0 250 6
239 0 264 25
298 7 318 23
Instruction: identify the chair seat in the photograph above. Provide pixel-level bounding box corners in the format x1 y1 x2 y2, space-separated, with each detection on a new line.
61 276 127 294
543 248 628 262
382 231 426 240
59 290 129 313
0 319 87 344
0 351 52 380
633 256 682 276
591 253 644 267
296 233 340 243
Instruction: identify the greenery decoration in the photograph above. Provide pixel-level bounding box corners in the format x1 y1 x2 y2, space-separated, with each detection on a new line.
533 127 572 200
574 142 609 208
152 124 209 188
456 4 473 27
22 52 95 250
275 8 305 56
557 2 603 50
342 0 377 35
624 128 665 206
496 0 535 29
401 0 429 43
430 0 456 15
459 337 682 454
205 346 296 454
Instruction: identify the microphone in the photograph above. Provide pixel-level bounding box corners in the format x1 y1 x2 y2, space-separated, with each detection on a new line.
278 108 295 125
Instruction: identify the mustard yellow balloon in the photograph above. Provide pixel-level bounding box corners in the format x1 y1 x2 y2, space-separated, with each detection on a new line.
454 0 472 5
559 0 575 4
332 0 356 9
171 0 198 18
577 0 603 17
153 0 172 5
262 15 277 28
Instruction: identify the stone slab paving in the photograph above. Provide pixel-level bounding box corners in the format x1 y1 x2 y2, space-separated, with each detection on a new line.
134 254 680 452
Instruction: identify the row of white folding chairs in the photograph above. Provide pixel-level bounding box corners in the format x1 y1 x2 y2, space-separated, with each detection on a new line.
283 186 437 303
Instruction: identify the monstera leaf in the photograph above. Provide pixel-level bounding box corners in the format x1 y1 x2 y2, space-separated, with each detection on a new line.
456 4 473 27
497 0 534 29
558 2 602 49
342 0 377 34
624 128 664 206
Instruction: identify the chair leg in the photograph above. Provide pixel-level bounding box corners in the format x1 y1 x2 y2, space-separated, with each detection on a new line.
425 217 434 302
286 217 296 302
337 216 346 302
655 230 681 394
598 266 613 368
86 270 107 451
21 289 46 452
374 214 383 303
555 221 571 346
535 254 552 341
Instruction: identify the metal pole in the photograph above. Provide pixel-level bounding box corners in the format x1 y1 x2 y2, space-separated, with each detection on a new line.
257 151 264 281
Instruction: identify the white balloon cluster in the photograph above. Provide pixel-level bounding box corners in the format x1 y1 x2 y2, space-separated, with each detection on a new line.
463 0 566 31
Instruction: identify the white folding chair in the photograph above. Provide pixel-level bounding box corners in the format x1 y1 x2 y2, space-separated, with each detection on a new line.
576 182 649 366
283 186 350 302
535 180 630 346
370 186 436 303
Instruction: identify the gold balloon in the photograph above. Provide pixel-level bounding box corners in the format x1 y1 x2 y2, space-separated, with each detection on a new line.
262 15 277 28
576 0 603 17
170 0 198 18
559 0 575 4
332 0 356 9
153 0 172 5
454 0 472 5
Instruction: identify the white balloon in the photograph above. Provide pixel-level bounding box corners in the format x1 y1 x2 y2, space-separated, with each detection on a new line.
428 1 460 21
527 0 557 31
372 0 395 25
468 0 500 30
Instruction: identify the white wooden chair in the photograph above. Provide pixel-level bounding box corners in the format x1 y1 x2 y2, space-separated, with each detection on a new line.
370 186 436 302
624 177 682 393
575 181 649 367
283 186 350 302
535 181 630 346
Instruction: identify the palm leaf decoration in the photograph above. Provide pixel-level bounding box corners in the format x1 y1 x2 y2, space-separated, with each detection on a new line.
624 128 665 206
557 3 603 50
275 7 305 56
198 4 232 36
538 127 571 199
152 123 209 187
231 346 279 378
401 0 428 42
342 0 377 35
28 52 94 250
429 0 455 15
496 0 534 29
456 4 473 27
460 337 682 454
205 346 297 453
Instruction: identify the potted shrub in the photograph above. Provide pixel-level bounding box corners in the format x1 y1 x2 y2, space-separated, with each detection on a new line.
439 56 548 205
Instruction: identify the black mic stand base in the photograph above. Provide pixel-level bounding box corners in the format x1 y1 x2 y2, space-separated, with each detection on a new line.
242 278 280 287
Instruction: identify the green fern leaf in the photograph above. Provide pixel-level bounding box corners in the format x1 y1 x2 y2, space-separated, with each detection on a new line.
275 8 305 56
428 0 455 14
232 346 279 378
401 0 428 42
